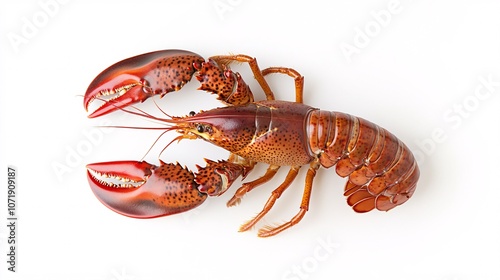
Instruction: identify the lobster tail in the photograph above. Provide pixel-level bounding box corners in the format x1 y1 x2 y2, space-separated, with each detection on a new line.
308 110 419 213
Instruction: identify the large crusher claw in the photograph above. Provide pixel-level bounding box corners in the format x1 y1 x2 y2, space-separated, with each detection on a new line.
83 49 204 118
86 160 207 218
86 159 247 218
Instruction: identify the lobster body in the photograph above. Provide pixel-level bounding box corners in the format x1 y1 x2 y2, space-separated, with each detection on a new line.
198 100 315 166
193 101 418 213
83 50 420 237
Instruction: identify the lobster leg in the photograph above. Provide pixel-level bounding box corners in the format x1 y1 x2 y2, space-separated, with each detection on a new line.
261 67 304 103
258 161 321 237
226 165 281 207
238 166 301 232
209 54 275 101
208 56 305 103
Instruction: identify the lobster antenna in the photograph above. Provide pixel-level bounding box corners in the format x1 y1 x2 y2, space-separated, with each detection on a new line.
152 98 174 119
83 96 184 161
89 96 174 124
157 135 185 162
140 130 171 162
83 95 197 166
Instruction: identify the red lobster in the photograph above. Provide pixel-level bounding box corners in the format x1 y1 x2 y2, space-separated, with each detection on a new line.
83 49 419 237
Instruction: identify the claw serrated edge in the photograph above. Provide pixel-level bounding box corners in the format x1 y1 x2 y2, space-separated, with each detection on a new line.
87 168 145 188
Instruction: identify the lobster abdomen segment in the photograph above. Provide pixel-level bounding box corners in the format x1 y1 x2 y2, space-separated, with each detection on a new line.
308 110 419 213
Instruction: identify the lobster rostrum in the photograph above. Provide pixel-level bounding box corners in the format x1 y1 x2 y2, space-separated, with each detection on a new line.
84 49 420 237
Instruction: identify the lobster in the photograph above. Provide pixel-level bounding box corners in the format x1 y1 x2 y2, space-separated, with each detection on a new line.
83 49 419 237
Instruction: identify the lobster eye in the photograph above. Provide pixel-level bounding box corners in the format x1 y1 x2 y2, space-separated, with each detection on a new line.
196 124 204 133
189 111 196 117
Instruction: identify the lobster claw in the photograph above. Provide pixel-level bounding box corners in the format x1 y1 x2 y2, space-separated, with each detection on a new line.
86 160 207 218
196 59 254 106
195 159 246 196
86 159 248 218
83 49 205 118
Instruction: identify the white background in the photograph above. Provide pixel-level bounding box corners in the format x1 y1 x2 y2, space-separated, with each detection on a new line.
1 0 499 279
